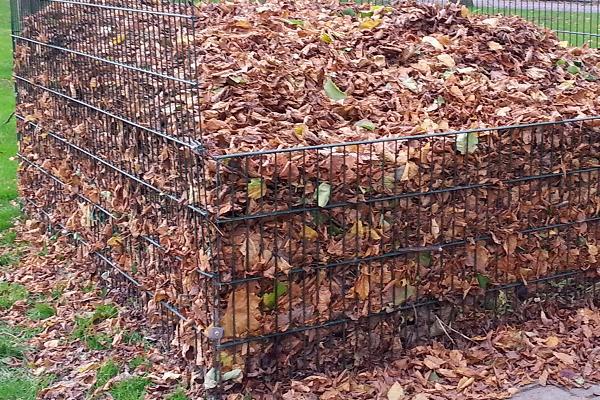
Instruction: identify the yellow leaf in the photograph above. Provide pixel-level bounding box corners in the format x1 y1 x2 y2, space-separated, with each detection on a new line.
222 286 261 338
387 382 405 400
359 18 381 30
368 228 381 241
294 123 307 138
76 362 99 373
460 5 471 17
320 32 333 44
233 19 252 29
487 41 504 51
302 225 318 241
247 178 267 200
107 235 123 247
111 33 126 45
545 335 560 347
421 36 444 50
457 376 474 391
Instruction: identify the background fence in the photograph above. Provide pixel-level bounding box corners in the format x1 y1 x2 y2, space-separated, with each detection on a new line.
10 0 600 394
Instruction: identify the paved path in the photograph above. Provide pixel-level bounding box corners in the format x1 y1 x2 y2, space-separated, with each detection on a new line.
512 384 600 400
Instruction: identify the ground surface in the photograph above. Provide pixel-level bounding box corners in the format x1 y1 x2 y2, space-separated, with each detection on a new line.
513 384 600 399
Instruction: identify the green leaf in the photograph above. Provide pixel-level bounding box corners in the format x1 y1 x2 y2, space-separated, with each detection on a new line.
355 119 376 131
418 251 432 267
262 282 288 310
323 78 347 102
555 59 568 66
567 64 580 75
285 19 305 26
342 7 356 16
429 371 441 382
247 178 266 200
456 131 479 155
315 182 332 208
394 283 416 306
476 273 491 290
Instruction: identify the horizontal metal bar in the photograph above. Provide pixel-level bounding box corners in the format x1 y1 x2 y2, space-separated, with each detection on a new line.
554 30 600 39
12 35 198 86
216 166 600 224
218 268 597 349
214 116 600 159
224 215 600 286
47 0 196 18
14 76 197 149
17 115 209 218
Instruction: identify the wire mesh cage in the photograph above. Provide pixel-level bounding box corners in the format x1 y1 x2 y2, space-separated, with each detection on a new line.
10 0 600 394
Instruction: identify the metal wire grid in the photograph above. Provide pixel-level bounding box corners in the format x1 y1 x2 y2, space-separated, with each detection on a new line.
10 0 600 393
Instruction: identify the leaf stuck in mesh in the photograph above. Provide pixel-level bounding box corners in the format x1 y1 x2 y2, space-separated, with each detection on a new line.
262 281 288 310
456 131 479 155
247 178 267 200
315 182 332 208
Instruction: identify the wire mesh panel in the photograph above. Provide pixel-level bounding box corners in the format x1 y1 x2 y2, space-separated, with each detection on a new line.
10 0 600 395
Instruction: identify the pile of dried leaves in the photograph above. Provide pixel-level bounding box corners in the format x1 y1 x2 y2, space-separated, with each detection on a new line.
1 224 599 399
13 0 600 378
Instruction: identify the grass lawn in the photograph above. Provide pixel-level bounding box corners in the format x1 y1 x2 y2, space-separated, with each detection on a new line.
474 7 600 47
0 0 19 233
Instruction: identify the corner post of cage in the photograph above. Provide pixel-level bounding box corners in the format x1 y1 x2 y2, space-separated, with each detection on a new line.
203 157 224 396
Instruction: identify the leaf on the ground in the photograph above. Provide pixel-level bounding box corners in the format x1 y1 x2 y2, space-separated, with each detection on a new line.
545 335 560 347
323 78 347 102
487 41 503 51
437 54 455 68
355 119 376 131
359 18 381 30
387 382 405 400
457 376 474 391
422 36 444 50
553 351 575 365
